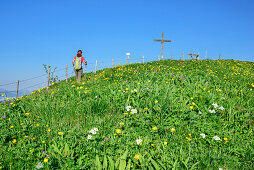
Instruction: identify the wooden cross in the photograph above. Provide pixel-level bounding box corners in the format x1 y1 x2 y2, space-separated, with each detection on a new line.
154 32 171 60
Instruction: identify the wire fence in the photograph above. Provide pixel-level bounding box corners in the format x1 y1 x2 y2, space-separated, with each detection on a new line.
0 53 223 100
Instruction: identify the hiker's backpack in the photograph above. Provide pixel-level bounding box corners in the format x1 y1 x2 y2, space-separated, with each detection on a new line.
75 57 82 70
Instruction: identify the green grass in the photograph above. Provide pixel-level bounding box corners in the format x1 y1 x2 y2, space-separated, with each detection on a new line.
0 59 253 169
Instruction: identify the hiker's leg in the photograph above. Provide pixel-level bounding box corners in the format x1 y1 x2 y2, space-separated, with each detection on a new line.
78 68 83 82
74 69 78 82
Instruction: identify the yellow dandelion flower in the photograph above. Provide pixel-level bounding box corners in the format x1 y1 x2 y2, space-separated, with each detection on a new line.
58 132 63 135
44 158 48 163
144 107 148 110
36 124 39 127
116 129 121 134
120 122 124 126
48 129 51 132
42 141 46 144
124 112 128 115
12 139 17 143
134 154 140 160
25 112 29 115
151 144 154 146
152 127 158 130
10 125 14 129
171 128 175 132
190 106 193 109
224 137 228 141
163 141 167 145
155 100 158 103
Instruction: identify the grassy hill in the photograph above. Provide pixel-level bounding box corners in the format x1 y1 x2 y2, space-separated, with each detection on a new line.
0 59 253 169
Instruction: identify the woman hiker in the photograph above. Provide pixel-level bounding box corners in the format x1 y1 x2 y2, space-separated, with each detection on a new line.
72 50 87 82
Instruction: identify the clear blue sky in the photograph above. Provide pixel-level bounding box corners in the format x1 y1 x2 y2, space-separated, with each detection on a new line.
0 0 254 92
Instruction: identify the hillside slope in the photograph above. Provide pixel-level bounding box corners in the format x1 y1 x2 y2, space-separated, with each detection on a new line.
0 59 253 169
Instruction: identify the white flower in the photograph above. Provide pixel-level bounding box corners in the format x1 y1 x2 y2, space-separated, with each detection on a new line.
93 127 98 131
212 103 219 108
200 133 206 138
219 106 225 110
134 89 137 92
219 168 223 170
136 139 142 145
126 106 131 111
88 135 92 139
209 110 216 113
36 162 43 169
199 111 202 114
95 96 98 98
89 129 97 134
131 109 137 114
213 136 220 141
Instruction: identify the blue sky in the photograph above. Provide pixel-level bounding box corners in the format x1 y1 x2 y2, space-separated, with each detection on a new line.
0 0 254 92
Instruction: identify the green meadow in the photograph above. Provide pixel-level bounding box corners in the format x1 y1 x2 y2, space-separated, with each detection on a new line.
0 59 253 169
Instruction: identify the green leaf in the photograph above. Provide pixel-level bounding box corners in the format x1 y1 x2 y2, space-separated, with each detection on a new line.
52 143 62 156
172 159 178 170
126 159 131 170
96 155 102 170
157 160 167 170
150 158 160 170
190 162 199 170
108 156 114 170
64 143 70 156
103 155 108 169
119 160 126 170
119 150 128 170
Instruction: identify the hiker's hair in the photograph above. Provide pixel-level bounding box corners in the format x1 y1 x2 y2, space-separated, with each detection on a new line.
77 50 82 54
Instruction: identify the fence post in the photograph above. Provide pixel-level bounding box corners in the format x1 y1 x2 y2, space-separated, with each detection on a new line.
183 52 185 61
143 56 144 64
47 67 50 88
66 64 68 82
127 56 129 65
158 56 160 61
205 50 207 60
219 54 221 60
16 80 19 99
95 60 97 73
112 59 114 67
171 54 173 60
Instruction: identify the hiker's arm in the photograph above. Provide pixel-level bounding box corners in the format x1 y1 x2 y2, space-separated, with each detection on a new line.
72 59 75 66
83 59 87 65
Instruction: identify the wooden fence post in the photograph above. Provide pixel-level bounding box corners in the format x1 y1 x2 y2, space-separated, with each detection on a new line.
95 60 97 73
66 64 68 82
112 59 114 67
47 67 50 87
127 56 129 65
219 54 221 60
158 56 160 61
16 80 19 99
183 52 185 61
171 54 173 60
205 50 207 60
143 56 144 64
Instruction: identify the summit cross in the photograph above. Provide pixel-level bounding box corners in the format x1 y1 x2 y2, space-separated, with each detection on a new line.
153 32 172 60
